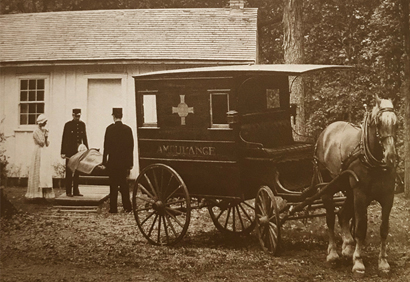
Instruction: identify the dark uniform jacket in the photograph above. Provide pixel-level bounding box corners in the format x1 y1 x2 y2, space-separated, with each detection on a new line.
103 121 134 171
61 120 88 158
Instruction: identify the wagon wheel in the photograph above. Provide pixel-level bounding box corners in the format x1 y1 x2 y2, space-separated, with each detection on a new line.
208 199 256 235
132 164 191 246
255 186 281 255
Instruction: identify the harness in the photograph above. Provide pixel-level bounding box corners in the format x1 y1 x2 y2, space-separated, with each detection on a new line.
307 106 396 200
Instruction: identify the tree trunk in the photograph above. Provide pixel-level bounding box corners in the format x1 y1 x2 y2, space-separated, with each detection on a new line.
283 0 305 141
402 0 410 198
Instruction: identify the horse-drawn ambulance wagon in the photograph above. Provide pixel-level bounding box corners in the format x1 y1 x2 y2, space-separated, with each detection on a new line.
132 63 399 276
131 64 353 249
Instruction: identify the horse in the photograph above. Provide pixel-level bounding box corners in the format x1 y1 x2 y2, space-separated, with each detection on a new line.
314 94 397 277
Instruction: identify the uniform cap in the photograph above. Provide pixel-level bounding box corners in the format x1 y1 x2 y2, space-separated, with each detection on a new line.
73 108 81 115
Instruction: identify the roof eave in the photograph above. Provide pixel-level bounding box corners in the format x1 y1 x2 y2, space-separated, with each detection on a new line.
0 58 257 68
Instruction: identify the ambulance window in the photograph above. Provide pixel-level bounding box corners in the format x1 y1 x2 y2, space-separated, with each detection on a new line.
142 94 157 126
210 91 229 128
266 89 281 109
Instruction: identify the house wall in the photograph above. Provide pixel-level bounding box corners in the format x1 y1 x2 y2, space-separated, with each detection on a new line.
0 63 189 179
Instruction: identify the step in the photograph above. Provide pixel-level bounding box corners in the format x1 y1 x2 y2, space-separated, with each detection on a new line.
54 185 110 206
53 206 99 213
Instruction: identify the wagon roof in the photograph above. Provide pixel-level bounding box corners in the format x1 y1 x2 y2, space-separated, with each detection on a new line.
134 64 352 79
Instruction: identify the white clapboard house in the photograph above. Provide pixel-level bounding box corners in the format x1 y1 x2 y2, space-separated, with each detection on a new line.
0 1 258 181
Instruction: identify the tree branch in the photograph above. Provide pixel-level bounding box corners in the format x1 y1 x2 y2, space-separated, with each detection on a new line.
258 15 282 28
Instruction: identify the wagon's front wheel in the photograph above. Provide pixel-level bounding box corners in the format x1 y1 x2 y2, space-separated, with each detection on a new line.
255 186 281 255
132 164 191 246
208 199 256 235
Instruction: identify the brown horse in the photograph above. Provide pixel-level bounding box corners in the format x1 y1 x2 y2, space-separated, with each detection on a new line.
314 95 397 276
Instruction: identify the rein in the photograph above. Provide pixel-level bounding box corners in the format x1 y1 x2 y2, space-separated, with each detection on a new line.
360 112 386 168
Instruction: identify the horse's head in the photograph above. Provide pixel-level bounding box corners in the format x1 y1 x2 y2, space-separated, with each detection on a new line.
371 95 398 167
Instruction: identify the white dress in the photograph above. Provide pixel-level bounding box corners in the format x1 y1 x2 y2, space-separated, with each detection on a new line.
25 127 55 199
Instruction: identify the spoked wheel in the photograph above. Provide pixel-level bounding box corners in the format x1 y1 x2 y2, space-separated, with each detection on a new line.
208 199 256 235
132 164 191 246
255 186 281 255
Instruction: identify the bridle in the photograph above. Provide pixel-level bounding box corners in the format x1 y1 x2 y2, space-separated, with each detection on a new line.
361 106 396 169
371 107 396 142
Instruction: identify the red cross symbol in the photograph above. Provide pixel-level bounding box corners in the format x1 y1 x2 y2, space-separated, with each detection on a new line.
172 95 194 125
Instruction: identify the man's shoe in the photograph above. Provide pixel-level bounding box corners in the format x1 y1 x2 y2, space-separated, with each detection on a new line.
74 194 83 197
66 193 73 197
109 210 118 214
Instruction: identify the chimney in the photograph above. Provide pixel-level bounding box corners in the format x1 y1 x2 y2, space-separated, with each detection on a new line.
230 0 244 9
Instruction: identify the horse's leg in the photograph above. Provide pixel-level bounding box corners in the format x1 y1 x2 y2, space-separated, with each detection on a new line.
378 192 394 275
352 188 368 275
338 192 355 258
322 193 339 263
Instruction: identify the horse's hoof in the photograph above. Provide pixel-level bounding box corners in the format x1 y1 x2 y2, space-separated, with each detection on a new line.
352 260 365 278
352 269 365 278
378 269 390 278
378 258 390 277
326 251 339 263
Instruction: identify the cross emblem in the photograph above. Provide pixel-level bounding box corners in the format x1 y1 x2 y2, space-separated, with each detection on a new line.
172 95 194 125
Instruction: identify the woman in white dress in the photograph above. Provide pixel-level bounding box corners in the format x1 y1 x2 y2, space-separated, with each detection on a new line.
25 114 55 200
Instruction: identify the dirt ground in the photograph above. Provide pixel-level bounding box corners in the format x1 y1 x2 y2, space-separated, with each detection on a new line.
0 186 409 282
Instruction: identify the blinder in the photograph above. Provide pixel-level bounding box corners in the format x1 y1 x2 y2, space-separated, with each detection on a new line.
372 107 396 142
361 106 397 168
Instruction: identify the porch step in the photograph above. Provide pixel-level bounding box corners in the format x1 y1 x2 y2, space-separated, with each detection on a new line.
54 185 110 206
52 205 99 213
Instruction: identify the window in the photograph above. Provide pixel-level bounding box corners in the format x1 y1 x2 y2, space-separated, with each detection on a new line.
142 93 157 127
266 89 281 109
210 91 229 128
19 79 45 125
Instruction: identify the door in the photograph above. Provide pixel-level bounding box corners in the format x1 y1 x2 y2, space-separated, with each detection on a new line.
87 79 122 151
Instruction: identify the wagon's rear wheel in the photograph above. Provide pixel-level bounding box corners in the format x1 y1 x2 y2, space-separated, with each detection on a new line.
132 164 191 246
208 199 256 235
255 186 281 255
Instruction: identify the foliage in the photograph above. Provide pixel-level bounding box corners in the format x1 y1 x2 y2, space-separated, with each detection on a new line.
303 0 383 128
5 163 29 178
361 1 403 98
52 162 65 178
304 0 382 65
0 188 17 218
247 0 284 63
0 130 8 186
361 0 407 169
302 0 406 171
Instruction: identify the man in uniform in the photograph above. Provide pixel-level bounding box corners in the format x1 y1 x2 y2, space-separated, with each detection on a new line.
102 108 134 213
61 108 88 197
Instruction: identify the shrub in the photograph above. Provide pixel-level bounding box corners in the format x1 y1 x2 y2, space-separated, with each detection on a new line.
0 130 8 186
